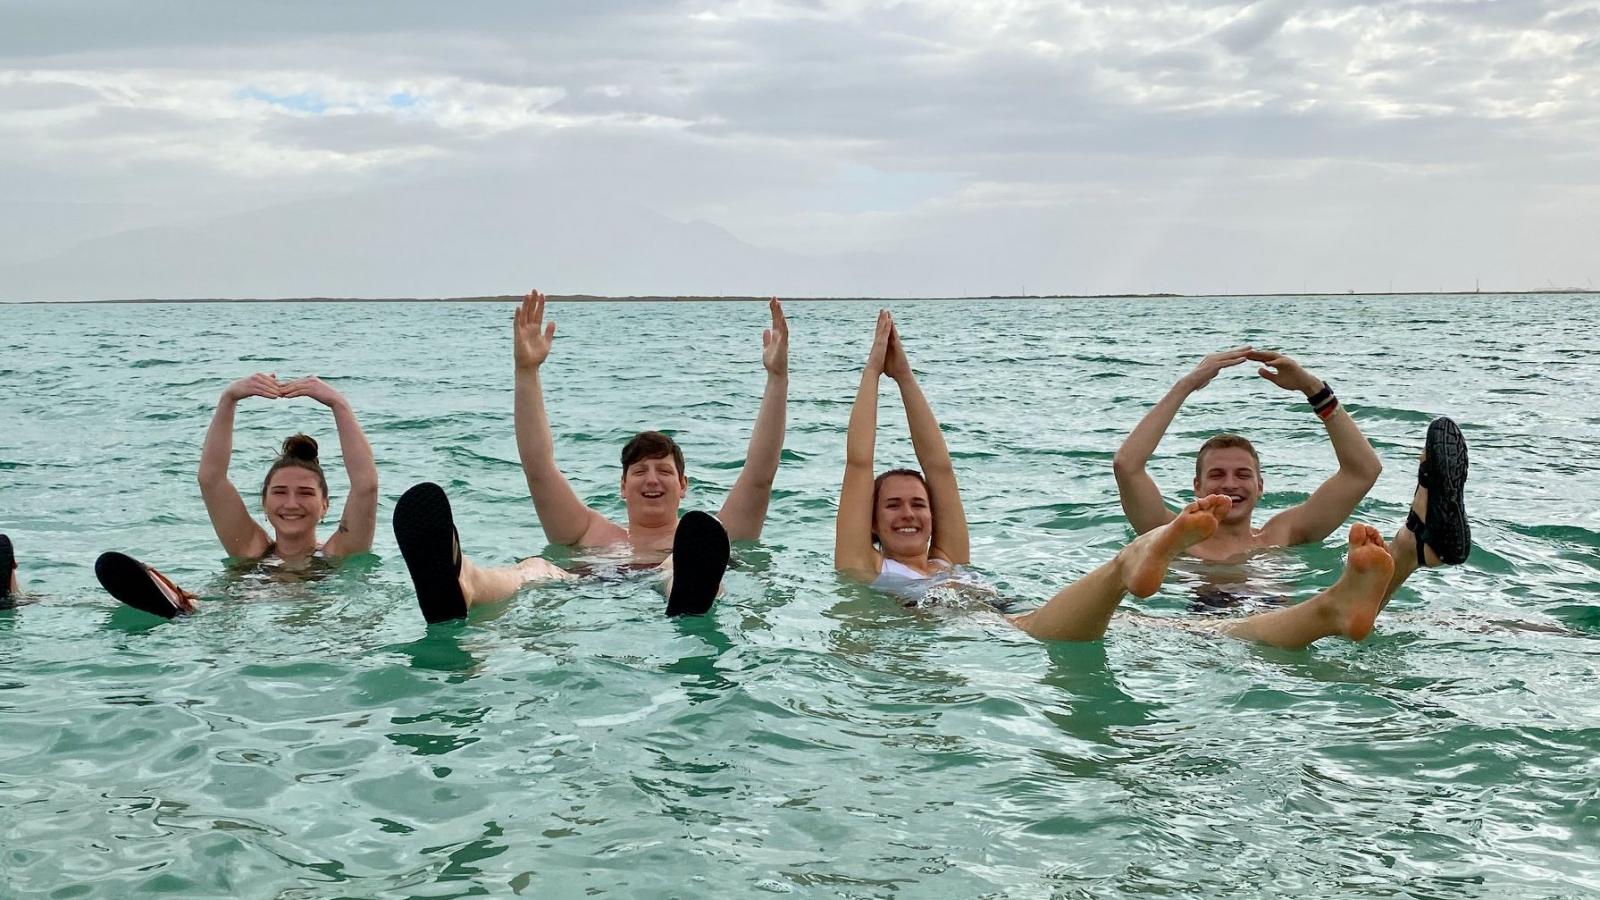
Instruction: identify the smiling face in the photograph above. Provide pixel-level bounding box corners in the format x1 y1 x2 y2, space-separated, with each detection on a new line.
1194 445 1263 525
620 453 687 528
873 472 933 560
263 467 329 540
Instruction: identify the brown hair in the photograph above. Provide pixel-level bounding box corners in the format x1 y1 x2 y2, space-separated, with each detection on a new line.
871 468 928 546
621 431 685 477
1195 434 1261 480
262 433 328 498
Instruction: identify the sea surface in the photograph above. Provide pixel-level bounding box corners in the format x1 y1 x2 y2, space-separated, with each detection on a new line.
2 295 1598 899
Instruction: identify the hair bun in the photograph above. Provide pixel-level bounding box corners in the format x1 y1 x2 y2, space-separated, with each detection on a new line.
281 433 319 461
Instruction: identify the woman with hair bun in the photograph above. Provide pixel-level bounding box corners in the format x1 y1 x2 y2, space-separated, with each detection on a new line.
96 373 379 618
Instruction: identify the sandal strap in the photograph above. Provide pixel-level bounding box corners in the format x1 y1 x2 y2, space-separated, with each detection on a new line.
1404 509 1427 567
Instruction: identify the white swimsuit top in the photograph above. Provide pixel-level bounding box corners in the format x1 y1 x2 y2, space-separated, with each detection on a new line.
870 556 1004 610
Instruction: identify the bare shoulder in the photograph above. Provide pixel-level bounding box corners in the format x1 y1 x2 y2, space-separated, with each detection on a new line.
578 514 630 548
1256 510 1306 547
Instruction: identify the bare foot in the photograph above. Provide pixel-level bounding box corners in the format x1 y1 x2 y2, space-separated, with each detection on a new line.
149 567 199 614
1320 524 1395 640
1121 494 1230 597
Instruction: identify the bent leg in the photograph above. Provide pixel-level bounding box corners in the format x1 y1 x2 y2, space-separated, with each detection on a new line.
1383 416 1471 604
95 551 198 618
460 555 572 608
1220 524 1394 649
1009 495 1229 641
1382 525 1426 605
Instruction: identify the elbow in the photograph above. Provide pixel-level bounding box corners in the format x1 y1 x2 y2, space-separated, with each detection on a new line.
1341 458 1382 492
1361 457 1384 487
1112 453 1139 479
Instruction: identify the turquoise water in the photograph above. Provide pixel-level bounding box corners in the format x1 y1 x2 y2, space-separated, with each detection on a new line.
2 295 1598 898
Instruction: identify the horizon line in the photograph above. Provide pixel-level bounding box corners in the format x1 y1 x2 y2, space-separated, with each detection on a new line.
9 288 1599 305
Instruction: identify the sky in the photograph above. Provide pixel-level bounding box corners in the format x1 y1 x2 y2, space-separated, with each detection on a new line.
2 0 1597 299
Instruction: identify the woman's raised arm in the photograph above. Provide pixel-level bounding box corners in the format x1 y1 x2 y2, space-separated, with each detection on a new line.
835 310 893 579
281 377 378 557
198 374 277 559
886 323 969 565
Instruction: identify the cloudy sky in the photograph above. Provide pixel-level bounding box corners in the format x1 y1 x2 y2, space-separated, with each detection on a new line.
2 0 1597 299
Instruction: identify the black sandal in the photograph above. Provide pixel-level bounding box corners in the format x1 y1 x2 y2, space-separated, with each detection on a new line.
1404 417 1471 566
665 511 730 617
96 552 192 619
394 482 469 624
1 533 15 608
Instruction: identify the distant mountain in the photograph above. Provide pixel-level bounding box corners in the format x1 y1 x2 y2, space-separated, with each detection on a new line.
0 178 916 301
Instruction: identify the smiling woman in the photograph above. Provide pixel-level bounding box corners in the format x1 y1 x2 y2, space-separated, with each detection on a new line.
93 372 380 619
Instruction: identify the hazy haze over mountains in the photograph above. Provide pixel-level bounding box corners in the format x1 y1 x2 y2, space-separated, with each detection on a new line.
3 1 1598 300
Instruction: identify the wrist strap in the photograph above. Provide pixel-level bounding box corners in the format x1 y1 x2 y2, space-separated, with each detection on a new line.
1308 382 1339 419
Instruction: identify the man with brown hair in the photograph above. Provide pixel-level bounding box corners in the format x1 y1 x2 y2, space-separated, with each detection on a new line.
1113 346 1470 628
395 290 789 623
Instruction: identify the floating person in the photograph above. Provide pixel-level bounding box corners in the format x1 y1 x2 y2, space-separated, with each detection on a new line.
394 290 788 623
95 374 380 619
1111 346 1470 610
834 311 1396 650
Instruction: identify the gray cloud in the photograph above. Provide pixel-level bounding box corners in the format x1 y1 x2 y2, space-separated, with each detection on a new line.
2 0 1597 298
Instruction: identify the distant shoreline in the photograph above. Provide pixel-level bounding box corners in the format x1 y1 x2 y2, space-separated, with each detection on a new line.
9 289 1599 305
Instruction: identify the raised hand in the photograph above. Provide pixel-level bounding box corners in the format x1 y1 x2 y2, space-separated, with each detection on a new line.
1247 350 1322 395
883 319 913 383
762 298 789 378
1179 346 1254 392
223 372 282 402
279 376 347 408
514 289 557 372
864 309 893 377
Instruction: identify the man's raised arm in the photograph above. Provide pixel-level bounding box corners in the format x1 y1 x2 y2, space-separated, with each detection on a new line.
513 290 608 547
1113 347 1254 534
718 299 789 542
1253 351 1382 546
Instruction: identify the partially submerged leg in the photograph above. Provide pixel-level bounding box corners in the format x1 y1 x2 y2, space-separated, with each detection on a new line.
1220 524 1394 649
460 555 573 605
1382 417 1471 605
396 482 572 624
95 551 198 619
1010 495 1229 641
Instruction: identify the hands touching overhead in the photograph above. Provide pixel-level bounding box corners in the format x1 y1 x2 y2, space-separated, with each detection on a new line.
223 373 350 408
1178 346 1254 393
1246 350 1324 396
1177 346 1323 397
224 372 284 401
863 309 915 382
